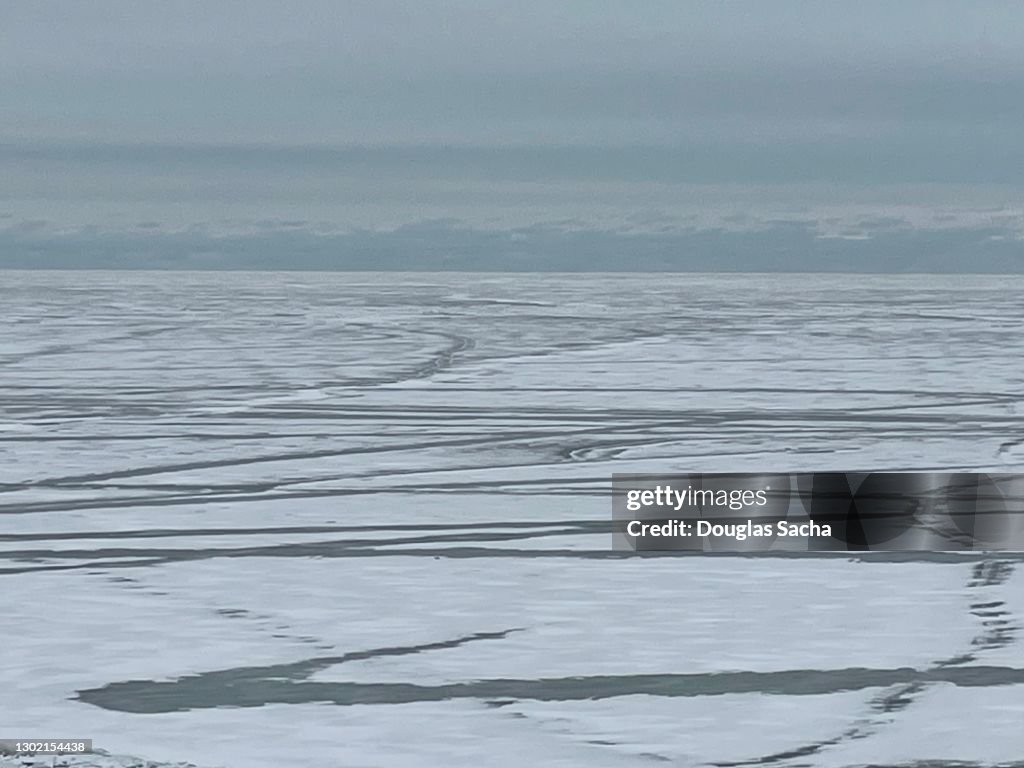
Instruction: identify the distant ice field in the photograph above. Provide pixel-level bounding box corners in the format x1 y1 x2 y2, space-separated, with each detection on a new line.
2 271 1023 768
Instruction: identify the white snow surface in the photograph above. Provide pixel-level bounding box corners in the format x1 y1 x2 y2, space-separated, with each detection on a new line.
2 271 1023 768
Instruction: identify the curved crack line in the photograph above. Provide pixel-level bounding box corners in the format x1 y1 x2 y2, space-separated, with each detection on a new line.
74 627 525 714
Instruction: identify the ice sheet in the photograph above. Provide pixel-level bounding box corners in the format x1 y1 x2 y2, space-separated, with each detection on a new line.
2 272 1023 767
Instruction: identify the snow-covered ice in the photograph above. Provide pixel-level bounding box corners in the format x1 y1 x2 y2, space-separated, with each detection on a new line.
2 271 1023 767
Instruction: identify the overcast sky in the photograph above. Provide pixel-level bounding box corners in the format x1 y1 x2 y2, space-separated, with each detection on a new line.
2 1 1023 270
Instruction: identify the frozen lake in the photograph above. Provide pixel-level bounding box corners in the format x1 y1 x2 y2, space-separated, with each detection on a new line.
2 271 1023 768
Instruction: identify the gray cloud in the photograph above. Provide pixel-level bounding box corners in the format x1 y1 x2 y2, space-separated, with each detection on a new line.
3 1 1023 270
4 2 1024 145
